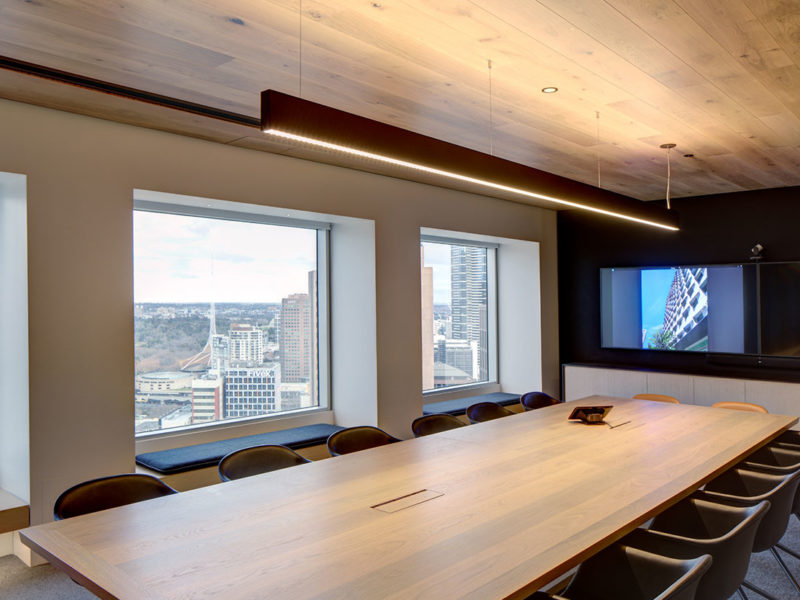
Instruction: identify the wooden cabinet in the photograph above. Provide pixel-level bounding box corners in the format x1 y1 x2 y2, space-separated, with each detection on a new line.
564 364 799 420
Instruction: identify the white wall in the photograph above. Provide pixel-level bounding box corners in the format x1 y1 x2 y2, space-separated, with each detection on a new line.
0 98 559 525
0 172 30 503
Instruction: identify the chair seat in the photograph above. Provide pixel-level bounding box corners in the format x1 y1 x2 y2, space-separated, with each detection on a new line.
326 426 401 456
632 393 680 404
558 544 711 600
466 401 515 423
411 413 466 437
218 444 311 482
623 497 768 600
54 474 177 520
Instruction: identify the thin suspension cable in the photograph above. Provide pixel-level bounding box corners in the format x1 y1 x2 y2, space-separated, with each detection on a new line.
666 146 672 210
488 59 494 156
299 0 303 98
595 111 601 188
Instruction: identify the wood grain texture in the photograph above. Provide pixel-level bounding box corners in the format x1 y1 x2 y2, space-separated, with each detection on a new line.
1 0 799 200
20 398 796 600
0 488 29 534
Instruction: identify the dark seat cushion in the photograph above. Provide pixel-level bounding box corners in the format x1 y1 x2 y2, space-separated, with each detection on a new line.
135 424 344 474
422 392 520 416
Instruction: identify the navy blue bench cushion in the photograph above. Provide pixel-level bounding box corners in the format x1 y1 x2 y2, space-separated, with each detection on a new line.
136 423 344 475
423 392 521 416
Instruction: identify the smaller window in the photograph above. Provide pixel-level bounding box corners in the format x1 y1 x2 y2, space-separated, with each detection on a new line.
420 237 497 392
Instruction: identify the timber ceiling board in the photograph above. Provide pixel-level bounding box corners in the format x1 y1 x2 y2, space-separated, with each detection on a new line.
1 0 799 201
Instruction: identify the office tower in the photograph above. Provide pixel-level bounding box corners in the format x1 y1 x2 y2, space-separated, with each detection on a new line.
224 367 278 418
308 270 318 402
450 245 487 370
191 373 222 423
211 334 230 371
280 293 312 382
279 381 311 411
229 323 264 366
479 304 488 380
421 247 434 390
438 339 479 380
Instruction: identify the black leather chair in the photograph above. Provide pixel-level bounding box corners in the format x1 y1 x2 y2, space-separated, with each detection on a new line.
218 444 311 482
466 401 514 424
520 391 559 411
411 413 466 437
696 467 800 599
622 497 768 600
326 425 401 456
530 544 712 600
54 473 177 520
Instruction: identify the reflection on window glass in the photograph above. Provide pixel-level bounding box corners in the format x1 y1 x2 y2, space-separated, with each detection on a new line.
421 241 489 391
134 210 319 434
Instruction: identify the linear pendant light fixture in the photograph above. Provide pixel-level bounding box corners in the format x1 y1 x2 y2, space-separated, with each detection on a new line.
261 90 678 231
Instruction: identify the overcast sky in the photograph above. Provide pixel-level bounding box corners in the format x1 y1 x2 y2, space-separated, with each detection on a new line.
421 241 452 304
134 213 457 305
134 211 317 303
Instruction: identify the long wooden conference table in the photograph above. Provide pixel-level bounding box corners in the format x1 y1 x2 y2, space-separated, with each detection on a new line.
20 397 798 600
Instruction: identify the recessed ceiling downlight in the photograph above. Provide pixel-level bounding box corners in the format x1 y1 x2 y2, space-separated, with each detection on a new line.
541 87 558 93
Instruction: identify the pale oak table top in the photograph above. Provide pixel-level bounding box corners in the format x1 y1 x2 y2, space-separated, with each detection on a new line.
20 397 797 600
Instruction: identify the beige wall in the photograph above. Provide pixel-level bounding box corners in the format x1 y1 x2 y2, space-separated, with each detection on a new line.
0 98 558 525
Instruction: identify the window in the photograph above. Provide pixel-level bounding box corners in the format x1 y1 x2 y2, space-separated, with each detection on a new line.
420 237 497 391
133 200 329 435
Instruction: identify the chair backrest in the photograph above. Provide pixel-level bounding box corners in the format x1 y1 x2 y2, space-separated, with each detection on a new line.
411 414 466 437
563 543 712 600
218 444 311 482
326 426 400 457
712 401 768 414
520 391 559 411
740 444 800 475
465 401 515 424
628 498 769 600
632 393 680 404
700 467 800 552
54 473 177 520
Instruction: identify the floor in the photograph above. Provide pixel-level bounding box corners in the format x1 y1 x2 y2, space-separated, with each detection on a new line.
1 520 798 599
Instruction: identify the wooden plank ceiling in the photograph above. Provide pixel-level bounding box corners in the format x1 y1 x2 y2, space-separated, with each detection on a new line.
1 0 799 201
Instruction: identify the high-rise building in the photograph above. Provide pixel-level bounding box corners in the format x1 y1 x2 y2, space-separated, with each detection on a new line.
191 373 222 424
450 246 487 373
421 247 434 390
224 366 278 418
280 293 312 382
229 323 264 366
211 334 229 370
435 338 478 380
308 270 318 402
662 268 709 350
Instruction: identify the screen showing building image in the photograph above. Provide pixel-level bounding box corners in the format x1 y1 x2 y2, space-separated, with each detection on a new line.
133 210 320 435
601 265 752 354
641 268 708 351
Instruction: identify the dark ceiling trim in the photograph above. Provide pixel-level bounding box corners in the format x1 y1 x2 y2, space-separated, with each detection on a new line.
262 90 679 229
0 55 260 127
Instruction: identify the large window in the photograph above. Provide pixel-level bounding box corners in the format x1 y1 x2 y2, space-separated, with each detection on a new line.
421 237 497 391
133 201 328 435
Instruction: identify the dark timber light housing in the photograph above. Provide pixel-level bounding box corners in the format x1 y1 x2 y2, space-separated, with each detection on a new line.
261 90 679 231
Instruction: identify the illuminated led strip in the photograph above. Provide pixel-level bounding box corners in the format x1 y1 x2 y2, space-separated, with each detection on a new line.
265 129 679 231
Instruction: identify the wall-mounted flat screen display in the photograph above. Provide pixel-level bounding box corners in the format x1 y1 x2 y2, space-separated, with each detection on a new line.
601 264 761 355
